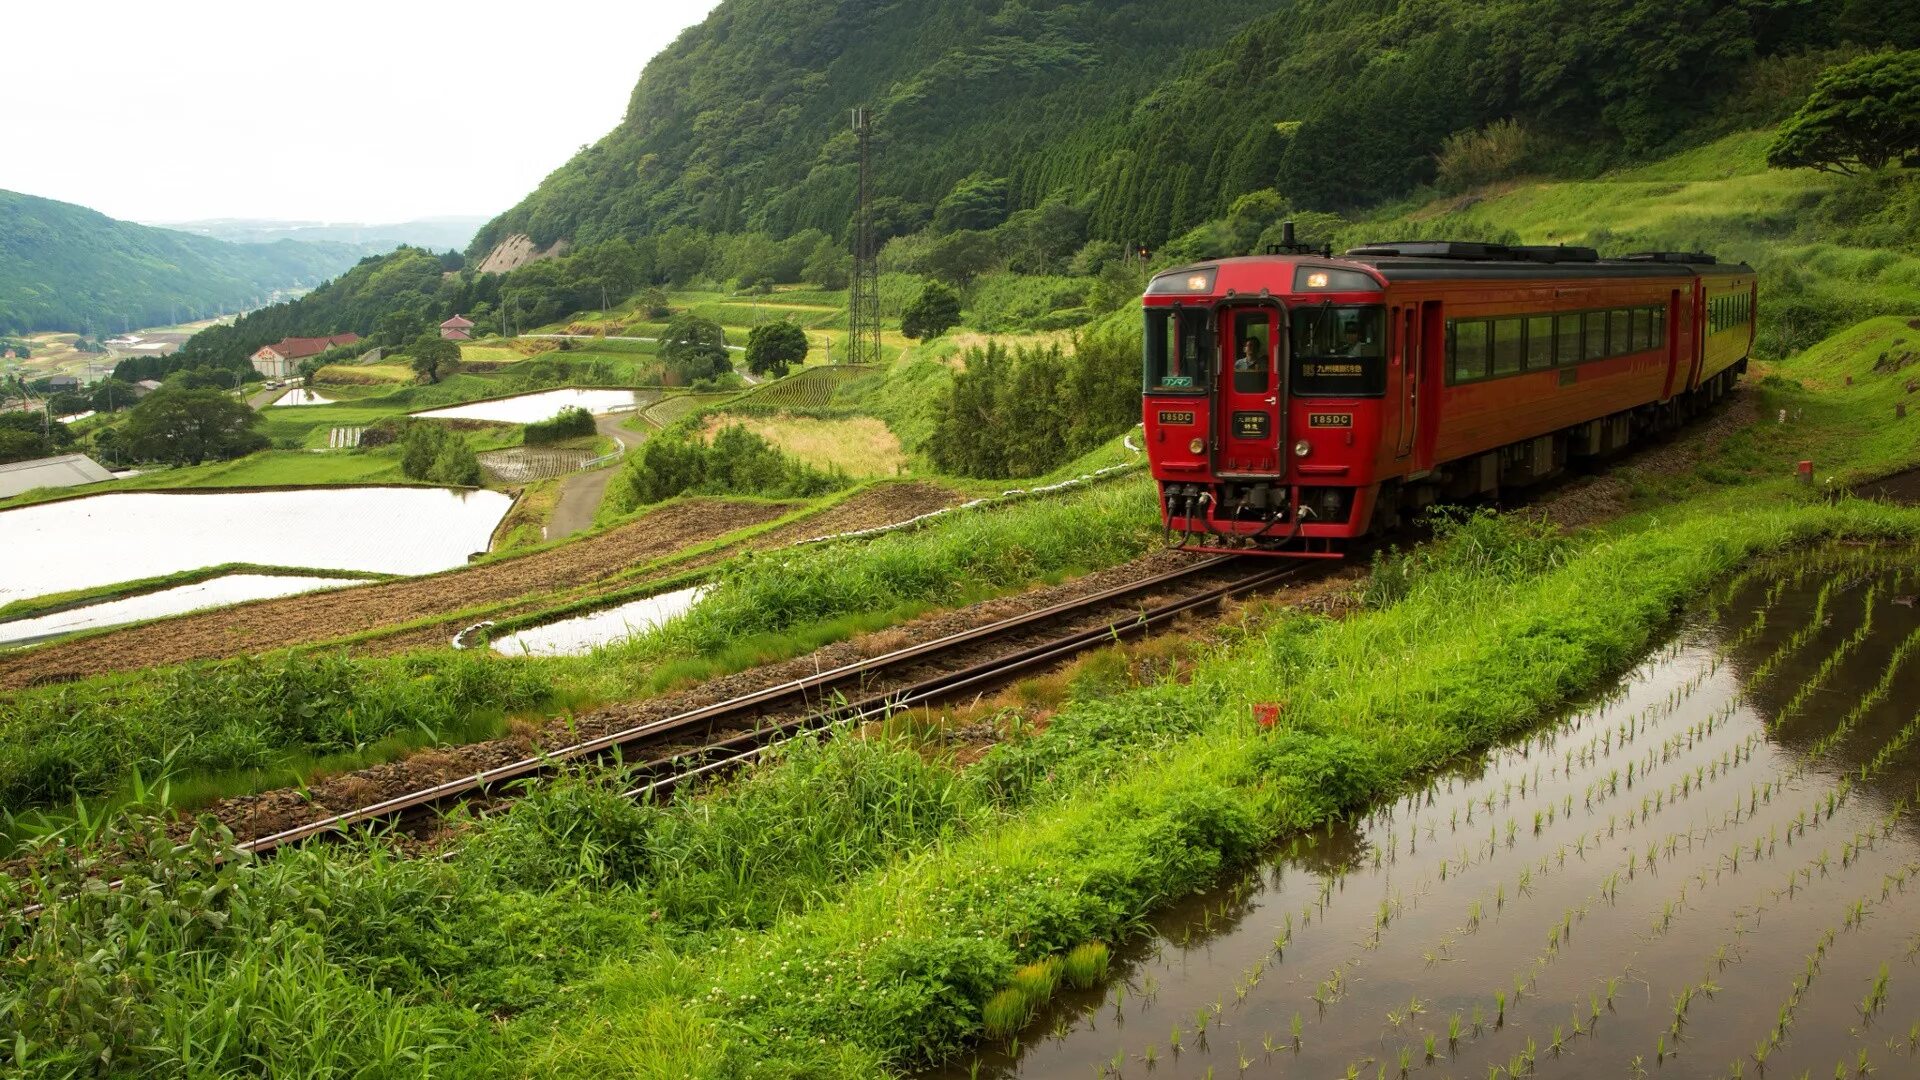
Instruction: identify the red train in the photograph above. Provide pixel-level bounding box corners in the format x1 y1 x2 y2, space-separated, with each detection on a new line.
1141 236 1756 556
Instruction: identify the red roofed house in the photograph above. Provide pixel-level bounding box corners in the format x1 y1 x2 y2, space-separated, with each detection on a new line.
439 314 475 341
250 334 360 379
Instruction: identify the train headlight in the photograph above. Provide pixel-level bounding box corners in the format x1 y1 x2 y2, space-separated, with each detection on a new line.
1188 438 1205 454
1294 440 1312 457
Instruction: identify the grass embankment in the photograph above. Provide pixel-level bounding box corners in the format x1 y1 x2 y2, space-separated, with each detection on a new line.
0 477 1160 821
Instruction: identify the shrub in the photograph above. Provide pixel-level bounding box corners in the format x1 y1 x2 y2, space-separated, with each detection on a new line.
1435 119 1533 192
619 423 845 505
398 421 482 485
524 406 595 445
901 282 962 340
981 988 1033 1039
926 319 1138 478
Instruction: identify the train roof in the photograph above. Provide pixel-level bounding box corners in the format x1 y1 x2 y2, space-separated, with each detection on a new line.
1342 241 1752 283
1160 243 1753 291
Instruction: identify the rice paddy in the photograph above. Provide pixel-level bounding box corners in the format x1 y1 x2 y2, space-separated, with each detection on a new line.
938 543 1920 1080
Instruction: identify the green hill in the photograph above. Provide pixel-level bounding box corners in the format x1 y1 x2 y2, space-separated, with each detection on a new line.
474 0 1919 258
0 190 363 335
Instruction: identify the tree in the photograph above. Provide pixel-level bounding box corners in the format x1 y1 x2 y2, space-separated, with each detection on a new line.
745 321 808 377
408 333 461 383
901 282 963 340
924 231 999 286
120 387 266 466
932 173 1009 233
659 313 731 383
1768 51 1920 174
398 422 481 485
88 378 139 413
0 411 72 464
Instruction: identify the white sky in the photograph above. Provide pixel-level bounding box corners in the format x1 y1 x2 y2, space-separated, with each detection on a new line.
0 0 724 224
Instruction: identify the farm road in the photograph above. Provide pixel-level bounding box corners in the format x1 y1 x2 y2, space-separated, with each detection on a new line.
547 414 651 539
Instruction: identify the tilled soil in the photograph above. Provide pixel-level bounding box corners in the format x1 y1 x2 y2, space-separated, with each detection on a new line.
362 481 966 655
194 550 1361 847
0 499 792 690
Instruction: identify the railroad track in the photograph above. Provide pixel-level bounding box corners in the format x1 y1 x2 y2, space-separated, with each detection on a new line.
237 553 1314 856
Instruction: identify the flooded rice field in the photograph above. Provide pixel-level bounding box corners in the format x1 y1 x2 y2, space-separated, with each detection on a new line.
0 573 358 648
272 388 336 406
489 584 708 656
413 387 649 424
0 487 512 605
943 544 1920 1080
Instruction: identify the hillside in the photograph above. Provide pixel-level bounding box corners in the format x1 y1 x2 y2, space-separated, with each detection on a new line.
0 190 362 335
473 0 1919 259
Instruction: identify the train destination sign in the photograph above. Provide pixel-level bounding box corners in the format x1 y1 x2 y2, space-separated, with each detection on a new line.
1231 411 1271 439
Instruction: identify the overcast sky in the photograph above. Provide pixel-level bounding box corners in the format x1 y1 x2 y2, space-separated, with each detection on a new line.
1 0 724 225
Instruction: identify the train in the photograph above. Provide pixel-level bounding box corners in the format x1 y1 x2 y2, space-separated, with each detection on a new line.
1141 233 1756 556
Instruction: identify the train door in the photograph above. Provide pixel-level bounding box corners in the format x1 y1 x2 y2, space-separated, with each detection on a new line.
1215 307 1282 476
1660 288 1683 400
1416 300 1443 471
1394 304 1417 458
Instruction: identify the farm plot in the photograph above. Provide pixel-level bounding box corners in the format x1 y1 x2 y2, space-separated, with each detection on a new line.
940 543 1920 1080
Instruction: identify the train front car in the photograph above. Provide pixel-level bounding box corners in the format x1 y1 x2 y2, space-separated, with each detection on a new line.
1143 255 1388 556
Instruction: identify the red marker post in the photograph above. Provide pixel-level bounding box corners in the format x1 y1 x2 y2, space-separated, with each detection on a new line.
1796 460 1813 486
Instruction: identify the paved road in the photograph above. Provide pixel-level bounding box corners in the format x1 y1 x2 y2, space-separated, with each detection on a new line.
546 413 650 539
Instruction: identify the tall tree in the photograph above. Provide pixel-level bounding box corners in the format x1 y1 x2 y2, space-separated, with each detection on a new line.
659 313 731 383
745 321 808 377
408 333 461 383
1768 50 1920 174
120 388 266 466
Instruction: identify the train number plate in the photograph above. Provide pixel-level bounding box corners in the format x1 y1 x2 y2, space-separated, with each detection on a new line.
1157 410 1195 425
1308 412 1353 428
1231 411 1271 439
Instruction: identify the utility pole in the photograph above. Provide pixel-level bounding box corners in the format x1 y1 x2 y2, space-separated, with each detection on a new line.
844 106 882 367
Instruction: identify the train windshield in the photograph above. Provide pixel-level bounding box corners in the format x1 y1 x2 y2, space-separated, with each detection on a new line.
1290 304 1386 397
1143 308 1212 394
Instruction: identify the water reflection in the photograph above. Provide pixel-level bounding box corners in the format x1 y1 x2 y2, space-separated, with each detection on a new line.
0 487 512 605
489 585 709 656
0 573 358 647
273 388 336 406
414 388 649 424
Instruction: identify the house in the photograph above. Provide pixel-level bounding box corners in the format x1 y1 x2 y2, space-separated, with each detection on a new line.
0 453 114 499
133 379 164 397
46 375 80 391
249 333 361 379
439 314 475 341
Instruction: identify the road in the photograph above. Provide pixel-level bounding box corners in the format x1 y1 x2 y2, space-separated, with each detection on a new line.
546 412 650 539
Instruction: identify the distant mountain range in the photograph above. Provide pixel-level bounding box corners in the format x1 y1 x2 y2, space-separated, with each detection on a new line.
0 190 368 337
157 216 486 253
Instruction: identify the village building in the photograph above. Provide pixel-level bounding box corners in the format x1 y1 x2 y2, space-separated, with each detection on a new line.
0 453 114 499
439 314 475 341
249 333 361 380
45 374 80 392
133 379 164 397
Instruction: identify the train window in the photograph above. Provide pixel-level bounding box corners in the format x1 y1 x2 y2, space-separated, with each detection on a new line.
1450 320 1490 382
1628 309 1645 351
1652 306 1666 344
1492 318 1524 375
1525 316 1555 370
1608 309 1631 356
1232 310 1271 393
1292 305 1385 396
1143 308 1211 394
1583 312 1608 362
1557 313 1583 365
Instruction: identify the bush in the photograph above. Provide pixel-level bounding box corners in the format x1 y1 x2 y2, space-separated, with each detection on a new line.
398 421 482 485
926 317 1138 478
620 423 845 505
524 406 595 445
1435 119 1533 192
901 282 962 340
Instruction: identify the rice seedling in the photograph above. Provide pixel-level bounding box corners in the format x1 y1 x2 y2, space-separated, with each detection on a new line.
984 987 1035 1039
1065 942 1111 989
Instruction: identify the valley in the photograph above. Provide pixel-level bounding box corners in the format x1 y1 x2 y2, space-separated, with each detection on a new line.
3 3 1920 1078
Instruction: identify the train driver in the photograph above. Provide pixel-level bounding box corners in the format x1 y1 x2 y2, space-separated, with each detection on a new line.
1235 337 1264 371
1331 322 1365 355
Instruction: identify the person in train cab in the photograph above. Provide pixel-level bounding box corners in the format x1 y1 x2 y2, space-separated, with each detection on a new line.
1235 337 1263 371
1331 322 1364 355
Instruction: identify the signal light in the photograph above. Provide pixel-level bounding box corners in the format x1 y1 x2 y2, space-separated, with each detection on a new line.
1305 272 1329 289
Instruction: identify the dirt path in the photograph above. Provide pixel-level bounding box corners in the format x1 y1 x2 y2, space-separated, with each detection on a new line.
547 415 650 539
0 499 791 689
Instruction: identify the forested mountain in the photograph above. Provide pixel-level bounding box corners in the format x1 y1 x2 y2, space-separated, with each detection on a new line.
475 0 1920 258
159 216 486 253
0 190 362 336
